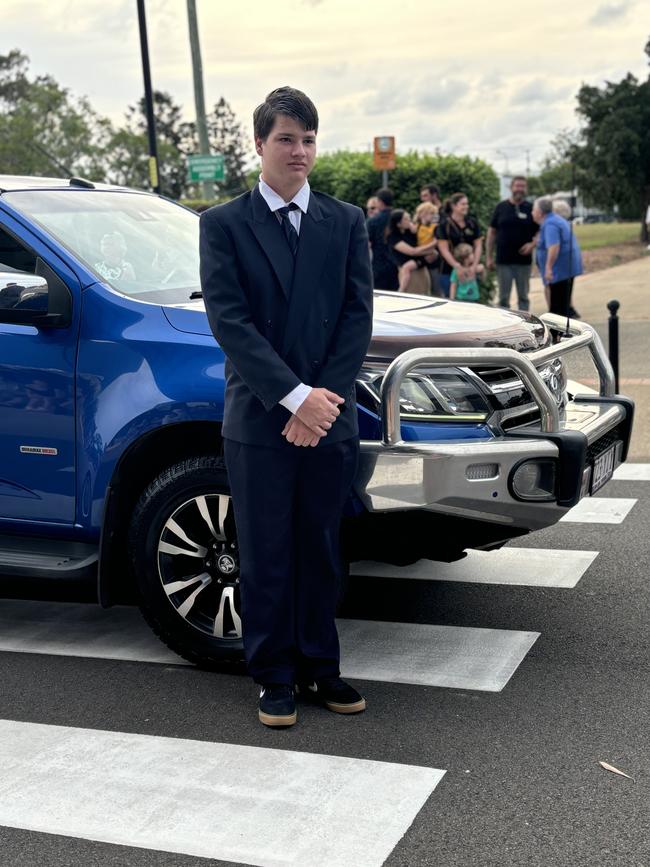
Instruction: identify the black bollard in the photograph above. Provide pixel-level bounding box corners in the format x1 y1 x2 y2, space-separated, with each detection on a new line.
607 299 620 393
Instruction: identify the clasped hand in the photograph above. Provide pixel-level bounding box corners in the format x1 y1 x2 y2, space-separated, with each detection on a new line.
281 387 344 447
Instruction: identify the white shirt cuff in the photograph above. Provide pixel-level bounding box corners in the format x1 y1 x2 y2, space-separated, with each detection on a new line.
279 383 312 414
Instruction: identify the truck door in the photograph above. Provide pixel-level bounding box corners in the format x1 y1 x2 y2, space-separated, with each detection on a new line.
0 216 80 525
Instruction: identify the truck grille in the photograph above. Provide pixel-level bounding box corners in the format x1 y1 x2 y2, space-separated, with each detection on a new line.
586 427 622 463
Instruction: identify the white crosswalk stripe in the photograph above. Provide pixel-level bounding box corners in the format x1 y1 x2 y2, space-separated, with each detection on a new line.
560 497 637 524
339 619 539 691
352 547 599 588
0 719 445 867
613 463 650 481
0 599 538 692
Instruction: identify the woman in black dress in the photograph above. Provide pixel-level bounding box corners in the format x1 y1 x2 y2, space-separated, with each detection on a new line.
385 209 437 295
435 193 483 298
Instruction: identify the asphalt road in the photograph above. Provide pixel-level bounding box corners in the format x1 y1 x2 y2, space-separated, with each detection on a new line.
0 470 648 867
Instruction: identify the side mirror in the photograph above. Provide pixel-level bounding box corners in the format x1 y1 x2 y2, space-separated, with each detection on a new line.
0 270 60 327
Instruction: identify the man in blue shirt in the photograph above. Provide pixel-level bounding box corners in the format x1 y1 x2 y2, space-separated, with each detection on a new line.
533 197 583 316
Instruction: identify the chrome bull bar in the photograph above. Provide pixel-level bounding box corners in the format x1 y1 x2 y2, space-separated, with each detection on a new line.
379 314 616 446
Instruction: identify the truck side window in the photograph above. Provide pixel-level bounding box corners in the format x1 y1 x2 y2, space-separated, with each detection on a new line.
0 225 38 274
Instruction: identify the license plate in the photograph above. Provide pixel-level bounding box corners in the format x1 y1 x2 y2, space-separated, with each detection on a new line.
590 444 617 494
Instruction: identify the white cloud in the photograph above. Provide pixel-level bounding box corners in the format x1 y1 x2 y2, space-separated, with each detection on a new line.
589 1 634 26
510 78 571 105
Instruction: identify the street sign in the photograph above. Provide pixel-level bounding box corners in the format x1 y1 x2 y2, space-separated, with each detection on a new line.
187 154 225 182
373 136 396 171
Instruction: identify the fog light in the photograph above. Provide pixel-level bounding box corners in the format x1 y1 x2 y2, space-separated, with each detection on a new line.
466 463 499 480
510 460 556 501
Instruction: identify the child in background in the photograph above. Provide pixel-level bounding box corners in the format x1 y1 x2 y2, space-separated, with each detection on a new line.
414 202 440 268
450 243 483 303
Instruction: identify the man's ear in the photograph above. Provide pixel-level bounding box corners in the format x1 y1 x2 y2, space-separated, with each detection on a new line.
254 136 264 156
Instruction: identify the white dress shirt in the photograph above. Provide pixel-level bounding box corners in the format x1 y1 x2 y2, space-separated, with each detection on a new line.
258 175 312 415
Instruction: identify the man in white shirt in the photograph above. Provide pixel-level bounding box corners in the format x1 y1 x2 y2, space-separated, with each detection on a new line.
199 87 373 727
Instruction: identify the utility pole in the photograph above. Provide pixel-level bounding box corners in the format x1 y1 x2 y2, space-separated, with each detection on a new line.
136 0 161 194
187 0 212 201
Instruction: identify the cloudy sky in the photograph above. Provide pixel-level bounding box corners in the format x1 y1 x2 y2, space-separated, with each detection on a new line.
3 0 648 174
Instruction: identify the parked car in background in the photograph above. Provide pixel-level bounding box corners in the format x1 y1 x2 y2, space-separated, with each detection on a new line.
0 176 634 666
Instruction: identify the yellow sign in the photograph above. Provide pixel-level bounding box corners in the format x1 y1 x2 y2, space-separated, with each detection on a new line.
148 156 159 189
373 136 395 170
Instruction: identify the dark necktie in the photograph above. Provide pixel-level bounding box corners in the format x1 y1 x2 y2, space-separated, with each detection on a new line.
277 203 300 256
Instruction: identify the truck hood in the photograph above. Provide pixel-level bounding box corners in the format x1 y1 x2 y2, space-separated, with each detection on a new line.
163 291 549 360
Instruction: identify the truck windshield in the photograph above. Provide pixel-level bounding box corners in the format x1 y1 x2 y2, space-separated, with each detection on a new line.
5 189 201 305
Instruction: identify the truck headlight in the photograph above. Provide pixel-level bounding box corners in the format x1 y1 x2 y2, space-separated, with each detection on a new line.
356 366 491 422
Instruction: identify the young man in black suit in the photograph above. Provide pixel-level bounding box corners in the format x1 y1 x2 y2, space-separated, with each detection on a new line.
199 87 373 727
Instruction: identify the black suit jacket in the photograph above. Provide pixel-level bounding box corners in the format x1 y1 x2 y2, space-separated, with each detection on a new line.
199 184 373 448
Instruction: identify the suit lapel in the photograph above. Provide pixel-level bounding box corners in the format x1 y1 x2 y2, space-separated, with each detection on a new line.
246 185 294 300
281 194 333 356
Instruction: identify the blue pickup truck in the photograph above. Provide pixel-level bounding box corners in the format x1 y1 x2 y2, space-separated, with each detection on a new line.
0 176 633 666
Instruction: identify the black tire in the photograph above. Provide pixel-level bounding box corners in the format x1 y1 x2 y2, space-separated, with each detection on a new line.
129 455 245 669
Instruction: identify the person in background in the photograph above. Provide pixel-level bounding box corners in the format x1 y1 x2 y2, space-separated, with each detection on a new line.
385 209 436 294
533 196 583 317
435 193 483 298
552 200 579 317
486 176 537 312
450 243 483 303
366 196 379 219
366 187 398 291
95 232 136 281
413 201 442 296
420 184 442 210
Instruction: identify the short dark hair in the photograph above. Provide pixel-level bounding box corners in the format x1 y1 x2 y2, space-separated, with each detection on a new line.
511 175 527 186
420 183 440 198
375 187 394 206
253 86 319 141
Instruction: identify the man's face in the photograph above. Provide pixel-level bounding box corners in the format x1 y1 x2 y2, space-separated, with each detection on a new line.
255 115 317 190
511 179 527 202
366 198 379 217
420 189 432 203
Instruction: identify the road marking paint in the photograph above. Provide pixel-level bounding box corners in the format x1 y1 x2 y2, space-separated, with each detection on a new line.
0 600 183 665
613 463 650 481
0 601 536 691
338 619 539 692
351 547 599 589
560 497 637 524
0 719 444 866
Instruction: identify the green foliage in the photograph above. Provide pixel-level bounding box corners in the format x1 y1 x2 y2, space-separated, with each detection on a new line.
309 150 500 228
179 198 230 211
0 49 110 179
572 69 650 221
207 97 250 198
115 91 197 199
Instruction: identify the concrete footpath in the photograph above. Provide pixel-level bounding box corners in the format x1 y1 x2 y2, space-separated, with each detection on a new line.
526 256 650 460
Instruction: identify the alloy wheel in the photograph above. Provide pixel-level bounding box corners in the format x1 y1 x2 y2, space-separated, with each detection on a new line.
157 493 242 640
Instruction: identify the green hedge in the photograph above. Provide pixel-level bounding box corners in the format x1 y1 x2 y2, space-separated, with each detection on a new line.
308 150 500 228
183 151 500 229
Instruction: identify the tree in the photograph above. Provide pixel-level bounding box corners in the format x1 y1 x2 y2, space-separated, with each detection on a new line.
107 90 197 199
308 150 500 228
574 65 650 230
207 97 251 197
547 39 650 236
0 50 110 179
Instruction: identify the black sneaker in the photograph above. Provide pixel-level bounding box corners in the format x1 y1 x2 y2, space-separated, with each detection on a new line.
298 677 366 714
258 684 297 727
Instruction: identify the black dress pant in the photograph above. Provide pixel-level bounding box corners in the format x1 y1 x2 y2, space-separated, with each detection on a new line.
223 436 359 685
548 278 574 316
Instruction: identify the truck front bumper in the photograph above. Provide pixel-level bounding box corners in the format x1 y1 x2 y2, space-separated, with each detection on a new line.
354 315 634 532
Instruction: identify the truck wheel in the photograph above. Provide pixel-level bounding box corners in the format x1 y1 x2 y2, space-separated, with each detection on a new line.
129 455 244 668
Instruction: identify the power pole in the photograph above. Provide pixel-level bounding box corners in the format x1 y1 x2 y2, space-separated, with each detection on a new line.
136 0 161 194
187 0 212 201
